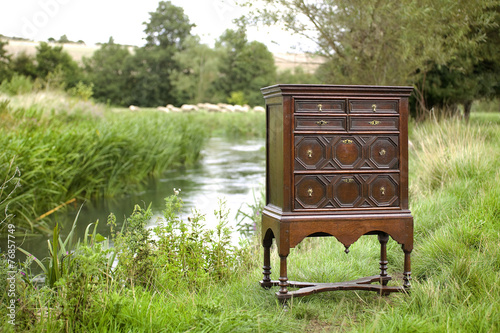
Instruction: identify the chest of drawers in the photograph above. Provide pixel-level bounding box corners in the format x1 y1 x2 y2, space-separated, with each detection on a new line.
260 84 413 300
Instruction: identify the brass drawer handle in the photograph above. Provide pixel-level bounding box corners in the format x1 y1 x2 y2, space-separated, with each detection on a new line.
307 149 313 158
380 187 386 195
369 120 380 125
317 104 323 111
342 178 354 183
316 120 329 125
379 148 386 156
341 139 353 144
307 188 313 197
372 104 377 112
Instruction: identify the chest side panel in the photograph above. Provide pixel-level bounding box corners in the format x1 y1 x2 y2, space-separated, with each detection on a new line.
266 103 284 208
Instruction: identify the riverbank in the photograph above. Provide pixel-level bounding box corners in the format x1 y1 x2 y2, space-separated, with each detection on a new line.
0 91 265 234
1 91 499 331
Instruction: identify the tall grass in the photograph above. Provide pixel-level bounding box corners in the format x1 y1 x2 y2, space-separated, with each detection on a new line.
0 94 207 233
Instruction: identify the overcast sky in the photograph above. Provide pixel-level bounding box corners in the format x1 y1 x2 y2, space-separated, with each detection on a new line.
0 0 314 53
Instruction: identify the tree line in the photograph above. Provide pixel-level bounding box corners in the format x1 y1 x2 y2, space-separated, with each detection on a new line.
0 1 294 107
1 1 499 117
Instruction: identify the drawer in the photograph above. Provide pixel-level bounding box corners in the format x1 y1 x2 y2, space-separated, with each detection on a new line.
294 135 399 170
296 100 346 113
349 116 399 131
294 173 400 210
349 100 399 114
295 116 347 131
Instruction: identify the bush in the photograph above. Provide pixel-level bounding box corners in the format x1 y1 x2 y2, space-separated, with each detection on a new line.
0 74 33 95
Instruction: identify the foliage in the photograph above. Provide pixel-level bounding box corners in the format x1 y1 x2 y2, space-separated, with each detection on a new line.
227 91 248 106
35 42 81 88
242 0 500 115
67 81 94 101
143 1 194 49
0 40 12 82
414 3 500 119
82 37 133 106
171 36 219 104
276 66 320 84
0 74 33 95
0 94 208 233
212 28 276 106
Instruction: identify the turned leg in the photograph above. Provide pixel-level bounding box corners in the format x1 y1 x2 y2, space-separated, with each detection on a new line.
261 237 273 289
378 232 389 286
403 249 412 289
278 255 290 297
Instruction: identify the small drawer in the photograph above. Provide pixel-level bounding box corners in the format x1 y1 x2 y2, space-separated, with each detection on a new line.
349 100 399 114
296 100 346 113
295 116 347 131
350 117 399 131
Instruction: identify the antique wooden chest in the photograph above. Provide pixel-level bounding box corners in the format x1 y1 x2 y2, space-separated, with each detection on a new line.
260 84 413 300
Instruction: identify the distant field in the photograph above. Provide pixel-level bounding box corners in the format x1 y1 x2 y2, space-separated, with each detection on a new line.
2 38 324 72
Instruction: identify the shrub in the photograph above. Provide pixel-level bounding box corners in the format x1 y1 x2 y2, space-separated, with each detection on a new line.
0 74 33 95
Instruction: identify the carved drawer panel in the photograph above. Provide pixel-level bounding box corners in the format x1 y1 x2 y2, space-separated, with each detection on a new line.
349 116 399 131
295 100 346 113
295 116 347 131
294 173 400 210
349 100 399 114
294 135 399 170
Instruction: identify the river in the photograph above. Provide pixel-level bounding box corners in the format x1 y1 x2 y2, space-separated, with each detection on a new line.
19 137 265 261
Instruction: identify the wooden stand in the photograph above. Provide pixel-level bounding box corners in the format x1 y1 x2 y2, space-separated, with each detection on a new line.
260 85 414 301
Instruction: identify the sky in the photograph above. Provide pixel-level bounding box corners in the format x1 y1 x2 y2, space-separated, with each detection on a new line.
0 0 315 53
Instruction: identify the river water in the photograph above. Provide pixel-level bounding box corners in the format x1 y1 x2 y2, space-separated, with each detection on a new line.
21 137 265 260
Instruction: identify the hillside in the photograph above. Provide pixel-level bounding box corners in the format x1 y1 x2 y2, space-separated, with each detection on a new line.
1 38 324 73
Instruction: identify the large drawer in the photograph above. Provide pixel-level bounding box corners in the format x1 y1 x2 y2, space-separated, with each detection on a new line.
294 173 400 210
294 135 399 170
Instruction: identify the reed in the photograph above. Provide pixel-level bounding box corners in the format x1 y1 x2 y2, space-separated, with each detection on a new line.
0 95 208 233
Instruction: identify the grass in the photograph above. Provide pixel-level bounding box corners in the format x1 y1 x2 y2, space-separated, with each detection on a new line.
1 98 500 331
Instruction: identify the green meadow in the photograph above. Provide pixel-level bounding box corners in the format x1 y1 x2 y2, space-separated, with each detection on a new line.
1 92 499 332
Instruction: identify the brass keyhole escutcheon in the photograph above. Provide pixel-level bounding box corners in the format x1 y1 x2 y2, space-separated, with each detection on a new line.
379 148 386 156
342 139 353 144
380 187 386 196
316 120 329 125
317 104 323 111
369 120 380 125
343 178 354 183
307 188 313 197
372 104 377 112
307 149 313 158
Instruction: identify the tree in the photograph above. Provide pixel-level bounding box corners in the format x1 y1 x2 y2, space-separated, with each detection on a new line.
127 1 194 106
0 40 12 82
10 52 37 79
171 36 219 104
58 34 70 44
144 1 194 49
276 67 319 85
83 37 133 106
241 0 499 115
417 3 500 120
213 28 276 106
35 42 81 88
